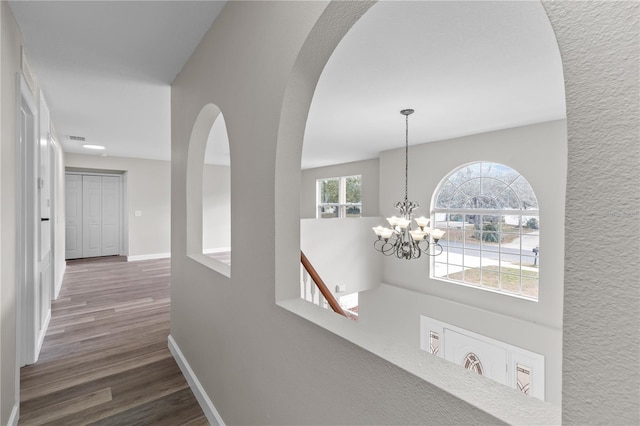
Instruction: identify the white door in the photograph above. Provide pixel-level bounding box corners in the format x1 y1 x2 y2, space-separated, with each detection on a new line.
65 174 83 259
37 111 52 334
443 329 508 385
101 176 120 256
67 173 122 259
83 175 103 258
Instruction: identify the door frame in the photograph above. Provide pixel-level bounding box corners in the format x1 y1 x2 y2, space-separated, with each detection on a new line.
65 169 127 258
17 73 40 366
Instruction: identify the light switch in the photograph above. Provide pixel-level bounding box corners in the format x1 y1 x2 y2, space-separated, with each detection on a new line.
135 211 142 217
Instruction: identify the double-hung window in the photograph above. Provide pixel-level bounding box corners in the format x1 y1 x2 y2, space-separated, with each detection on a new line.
317 175 362 218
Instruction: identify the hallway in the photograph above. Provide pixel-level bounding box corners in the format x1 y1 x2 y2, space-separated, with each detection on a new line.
19 257 208 425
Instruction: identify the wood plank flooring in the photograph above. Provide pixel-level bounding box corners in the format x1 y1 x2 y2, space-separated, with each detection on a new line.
20 256 209 426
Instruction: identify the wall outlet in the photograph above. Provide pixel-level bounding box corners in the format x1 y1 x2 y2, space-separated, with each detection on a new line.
135 211 142 217
335 284 346 293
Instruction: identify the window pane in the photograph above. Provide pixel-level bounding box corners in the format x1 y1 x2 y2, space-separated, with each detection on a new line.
500 272 521 294
511 175 538 209
466 195 498 209
458 178 481 198
436 182 457 208
481 268 500 289
481 177 509 198
345 176 361 203
449 190 468 209
450 163 481 186
319 178 339 203
494 188 521 209
319 205 338 218
345 204 362 217
482 162 520 183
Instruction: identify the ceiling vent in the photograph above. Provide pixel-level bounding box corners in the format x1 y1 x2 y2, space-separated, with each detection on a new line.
68 135 86 142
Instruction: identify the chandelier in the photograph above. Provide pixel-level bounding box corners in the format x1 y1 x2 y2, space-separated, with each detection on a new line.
372 109 445 259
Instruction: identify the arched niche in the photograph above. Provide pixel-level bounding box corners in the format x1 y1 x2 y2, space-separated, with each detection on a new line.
275 0 565 422
186 103 231 277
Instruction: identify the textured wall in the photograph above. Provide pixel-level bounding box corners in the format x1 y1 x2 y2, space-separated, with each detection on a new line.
543 2 640 424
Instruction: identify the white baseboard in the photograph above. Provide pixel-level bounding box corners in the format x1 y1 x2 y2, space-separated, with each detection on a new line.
8 401 19 426
127 252 171 262
203 247 231 255
168 335 224 426
34 308 52 363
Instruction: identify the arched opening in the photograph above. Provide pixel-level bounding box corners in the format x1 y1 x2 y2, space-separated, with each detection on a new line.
276 0 566 418
186 103 231 277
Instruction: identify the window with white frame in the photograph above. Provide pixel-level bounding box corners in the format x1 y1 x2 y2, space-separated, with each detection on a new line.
317 175 362 218
432 162 539 300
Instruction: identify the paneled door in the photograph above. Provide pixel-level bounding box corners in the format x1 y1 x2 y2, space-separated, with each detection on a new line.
82 175 103 258
65 173 122 259
100 176 121 256
65 174 83 259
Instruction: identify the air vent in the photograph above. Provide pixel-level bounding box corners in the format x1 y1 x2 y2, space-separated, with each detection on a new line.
68 135 86 142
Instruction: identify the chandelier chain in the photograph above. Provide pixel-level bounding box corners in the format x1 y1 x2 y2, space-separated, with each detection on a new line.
404 112 409 203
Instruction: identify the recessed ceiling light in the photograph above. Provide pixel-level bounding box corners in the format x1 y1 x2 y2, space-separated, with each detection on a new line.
83 144 105 150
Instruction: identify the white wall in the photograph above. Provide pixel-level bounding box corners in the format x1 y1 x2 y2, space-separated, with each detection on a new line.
1 3 24 422
300 158 379 219
65 153 171 258
171 1 638 425
301 217 381 296
52 139 66 297
172 2 527 425
202 164 230 251
382 121 566 315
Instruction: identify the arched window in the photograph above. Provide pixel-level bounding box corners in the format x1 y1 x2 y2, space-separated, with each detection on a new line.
432 162 539 300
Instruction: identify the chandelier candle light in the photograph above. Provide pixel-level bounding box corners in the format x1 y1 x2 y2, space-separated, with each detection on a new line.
372 109 445 259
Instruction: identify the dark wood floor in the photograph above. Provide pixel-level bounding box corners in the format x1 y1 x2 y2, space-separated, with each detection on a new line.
19 256 209 425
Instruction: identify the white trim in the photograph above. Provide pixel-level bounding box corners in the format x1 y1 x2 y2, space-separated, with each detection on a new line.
203 247 231 254
54 262 66 300
420 315 545 401
8 401 19 426
126 252 170 262
21 47 36 94
168 335 225 426
34 309 51 363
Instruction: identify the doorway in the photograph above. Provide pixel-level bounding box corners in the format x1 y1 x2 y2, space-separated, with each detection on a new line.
65 172 123 260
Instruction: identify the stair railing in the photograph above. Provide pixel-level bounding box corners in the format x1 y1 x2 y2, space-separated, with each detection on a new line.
300 251 347 317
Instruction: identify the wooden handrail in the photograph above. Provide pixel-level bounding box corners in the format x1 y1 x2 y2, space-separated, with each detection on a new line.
301 251 347 317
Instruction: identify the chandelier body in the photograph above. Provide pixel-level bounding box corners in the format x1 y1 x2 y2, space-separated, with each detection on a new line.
372 109 445 259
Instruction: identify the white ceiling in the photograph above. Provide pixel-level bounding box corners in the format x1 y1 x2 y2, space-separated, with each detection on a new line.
9 0 226 161
9 1 565 169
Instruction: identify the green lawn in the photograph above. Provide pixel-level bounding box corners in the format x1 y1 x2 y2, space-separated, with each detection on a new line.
446 265 538 298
